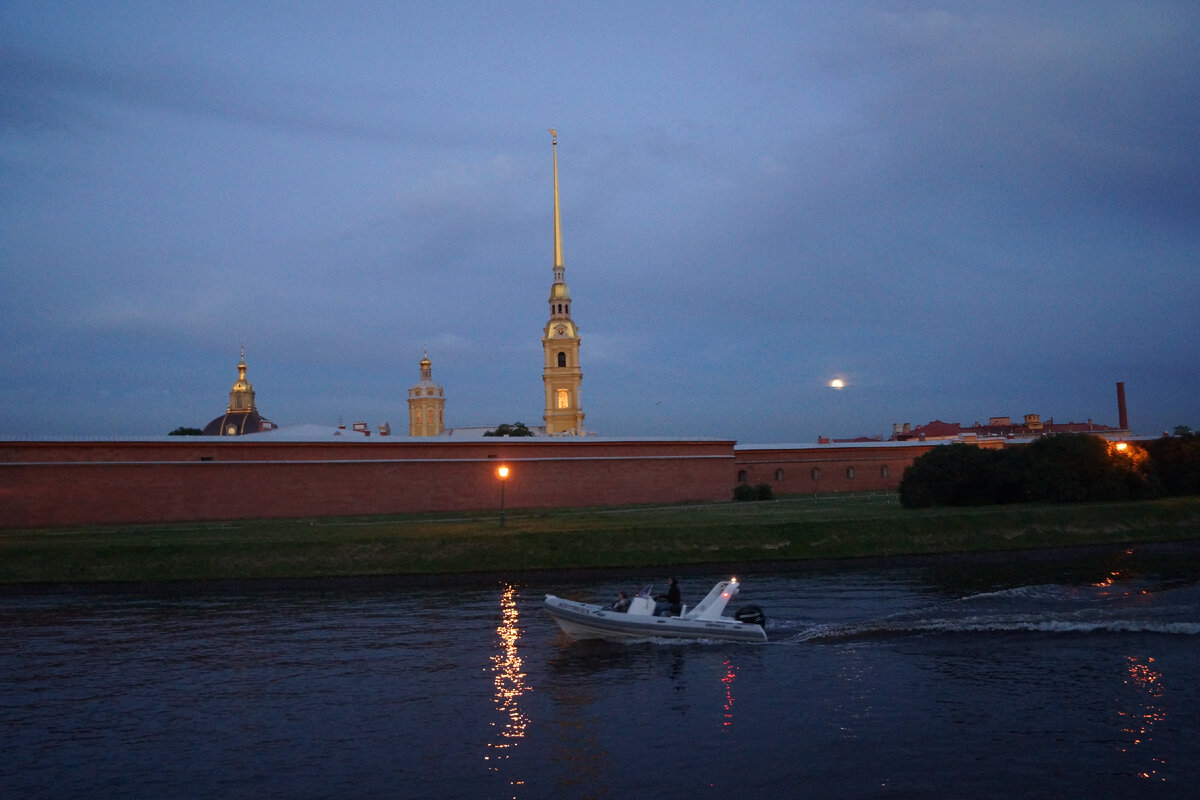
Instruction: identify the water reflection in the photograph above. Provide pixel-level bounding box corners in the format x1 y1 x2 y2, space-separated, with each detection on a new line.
720 659 737 733
1117 655 1167 783
1092 552 1140 594
486 585 529 793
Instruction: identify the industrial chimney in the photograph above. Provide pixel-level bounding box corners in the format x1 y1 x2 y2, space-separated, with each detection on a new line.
1116 382 1128 430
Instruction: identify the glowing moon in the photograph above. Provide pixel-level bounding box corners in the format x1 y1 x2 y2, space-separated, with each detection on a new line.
830 379 845 389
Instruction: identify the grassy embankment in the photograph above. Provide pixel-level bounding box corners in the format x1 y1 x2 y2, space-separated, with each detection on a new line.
2 493 1199 585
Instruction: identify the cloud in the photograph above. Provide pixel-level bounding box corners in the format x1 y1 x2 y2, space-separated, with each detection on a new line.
2 2 1198 439
0 44 453 147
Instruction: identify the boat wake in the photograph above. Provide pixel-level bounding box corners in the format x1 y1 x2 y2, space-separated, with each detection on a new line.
777 580 1200 644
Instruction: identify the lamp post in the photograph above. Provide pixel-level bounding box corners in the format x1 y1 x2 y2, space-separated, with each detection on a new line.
497 465 510 527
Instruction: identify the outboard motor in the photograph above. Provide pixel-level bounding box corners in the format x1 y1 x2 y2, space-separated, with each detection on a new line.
734 605 766 627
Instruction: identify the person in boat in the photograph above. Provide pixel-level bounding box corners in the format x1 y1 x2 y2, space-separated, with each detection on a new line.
655 577 682 616
609 591 631 612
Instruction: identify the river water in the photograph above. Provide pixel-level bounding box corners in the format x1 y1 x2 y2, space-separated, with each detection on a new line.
3 543 1199 799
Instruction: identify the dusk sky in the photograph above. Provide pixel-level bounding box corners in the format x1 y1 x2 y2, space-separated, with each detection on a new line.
3 1 1197 441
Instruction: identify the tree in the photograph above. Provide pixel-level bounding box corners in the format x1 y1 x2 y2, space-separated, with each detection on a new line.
1023 434 1155 502
484 421 534 437
1022 434 1113 502
168 427 203 436
899 434 1158 509
899 443 1001 508
1145 432 1200 496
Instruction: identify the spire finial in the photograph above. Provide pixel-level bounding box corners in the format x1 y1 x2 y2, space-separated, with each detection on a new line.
551 127 563 270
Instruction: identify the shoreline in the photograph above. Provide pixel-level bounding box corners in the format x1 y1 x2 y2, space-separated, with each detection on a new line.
4 537 1197 597
4 494 1198 591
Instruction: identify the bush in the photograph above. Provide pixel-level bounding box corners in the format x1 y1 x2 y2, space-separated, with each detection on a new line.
1023 433 1143 502
1144 432 1200 496
733 483 774 501
899 434 1159 509
899 444 1001 508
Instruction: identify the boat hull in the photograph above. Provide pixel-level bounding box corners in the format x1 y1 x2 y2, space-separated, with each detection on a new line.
544 595 767 643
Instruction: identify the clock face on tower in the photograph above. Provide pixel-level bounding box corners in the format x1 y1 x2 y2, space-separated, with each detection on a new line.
555 325 566 336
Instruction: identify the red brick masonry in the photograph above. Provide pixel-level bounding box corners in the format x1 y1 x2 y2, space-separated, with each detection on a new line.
0 438 941 529
734 442 940 494
1 439 736 528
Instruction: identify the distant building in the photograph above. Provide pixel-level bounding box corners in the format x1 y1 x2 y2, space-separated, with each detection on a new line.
202 349 276 436
407 352 445 436
890 414 1120 441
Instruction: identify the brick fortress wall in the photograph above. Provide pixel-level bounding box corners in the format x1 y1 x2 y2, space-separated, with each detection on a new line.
1 439 736 528
733 443 943 494
2 438 959 529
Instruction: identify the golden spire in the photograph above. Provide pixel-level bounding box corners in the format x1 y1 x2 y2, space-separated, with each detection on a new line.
228 347 256 413
550 127 563 271
419 350 432 380
541 128 584 436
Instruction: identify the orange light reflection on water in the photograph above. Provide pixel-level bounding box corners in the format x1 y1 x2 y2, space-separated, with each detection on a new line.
721 659 737 732
1117 655 1168 782
485 584 529 791
1092 554 1148 596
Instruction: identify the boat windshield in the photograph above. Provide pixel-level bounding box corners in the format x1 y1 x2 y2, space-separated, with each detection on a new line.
635 585 653 598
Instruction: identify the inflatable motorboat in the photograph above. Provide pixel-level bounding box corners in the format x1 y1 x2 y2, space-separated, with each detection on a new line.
544 577 767 643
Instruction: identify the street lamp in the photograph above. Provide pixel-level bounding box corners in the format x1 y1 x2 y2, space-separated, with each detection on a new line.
497 465 510 527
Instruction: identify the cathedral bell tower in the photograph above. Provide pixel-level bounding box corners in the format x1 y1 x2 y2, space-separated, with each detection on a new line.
542 129 584 435
407 351 445 436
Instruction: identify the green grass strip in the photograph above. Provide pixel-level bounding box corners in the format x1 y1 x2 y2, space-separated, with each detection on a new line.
2 493 1198 584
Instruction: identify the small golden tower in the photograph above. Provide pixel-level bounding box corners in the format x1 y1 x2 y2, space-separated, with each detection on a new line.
227 348 257 413
202 348 275 436
407 351 445 436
